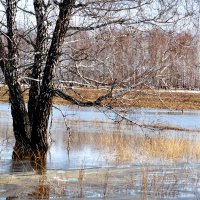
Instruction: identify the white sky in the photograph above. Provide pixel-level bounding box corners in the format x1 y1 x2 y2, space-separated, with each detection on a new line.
0 0 199 33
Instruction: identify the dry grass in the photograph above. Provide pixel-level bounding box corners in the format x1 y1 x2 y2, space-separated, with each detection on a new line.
69 132 200 163
2 130 200 199
1 85 200 109
55 88 200 110
0 86 9 102
140 136 200 161
124 90 200 110
1 163 196 199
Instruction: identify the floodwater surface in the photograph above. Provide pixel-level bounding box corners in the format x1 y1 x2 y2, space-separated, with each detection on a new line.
1 103 200 199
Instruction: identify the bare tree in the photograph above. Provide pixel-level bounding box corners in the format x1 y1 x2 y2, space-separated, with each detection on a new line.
0 0 198 160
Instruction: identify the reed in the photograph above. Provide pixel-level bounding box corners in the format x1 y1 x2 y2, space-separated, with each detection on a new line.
67 131 200 163
2 115 200 198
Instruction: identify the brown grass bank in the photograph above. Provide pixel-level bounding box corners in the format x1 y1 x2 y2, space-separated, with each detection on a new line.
1 85 200 110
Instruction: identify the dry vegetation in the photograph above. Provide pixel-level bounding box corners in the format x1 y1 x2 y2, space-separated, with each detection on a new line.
1 85 200 110
69 132 200 163
2 131 200 199
56 89 200 110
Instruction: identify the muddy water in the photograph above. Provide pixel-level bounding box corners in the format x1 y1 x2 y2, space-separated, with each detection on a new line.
1 103 200 199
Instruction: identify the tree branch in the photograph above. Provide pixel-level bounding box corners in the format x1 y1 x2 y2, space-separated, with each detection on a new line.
53 79 116 107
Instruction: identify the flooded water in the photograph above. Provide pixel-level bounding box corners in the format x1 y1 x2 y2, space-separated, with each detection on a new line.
1 102 200 199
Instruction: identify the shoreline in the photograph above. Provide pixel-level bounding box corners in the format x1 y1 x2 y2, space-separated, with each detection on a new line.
1 86 200 110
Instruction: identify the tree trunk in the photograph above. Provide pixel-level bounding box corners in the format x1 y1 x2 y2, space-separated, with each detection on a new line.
3 0 31 158
31 0 75 153
1 63 31 158
0 0 75 159
28 0 48 127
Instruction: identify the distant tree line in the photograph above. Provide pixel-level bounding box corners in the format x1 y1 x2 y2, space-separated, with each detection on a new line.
1 27 199 90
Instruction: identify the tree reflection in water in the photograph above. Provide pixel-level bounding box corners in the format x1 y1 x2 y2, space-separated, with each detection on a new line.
6 151 50 200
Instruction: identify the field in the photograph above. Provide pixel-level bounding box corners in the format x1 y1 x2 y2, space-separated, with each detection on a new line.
1 85 200 110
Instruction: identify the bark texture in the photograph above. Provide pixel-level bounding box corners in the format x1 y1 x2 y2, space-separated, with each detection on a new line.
0 0 75 157
28 0 48 126
4 0 31 147
31 0 75 152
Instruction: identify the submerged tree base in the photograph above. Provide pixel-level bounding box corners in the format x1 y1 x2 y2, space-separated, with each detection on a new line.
12 143 47 173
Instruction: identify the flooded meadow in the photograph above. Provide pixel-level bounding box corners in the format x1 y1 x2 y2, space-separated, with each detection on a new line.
1 102 200 199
